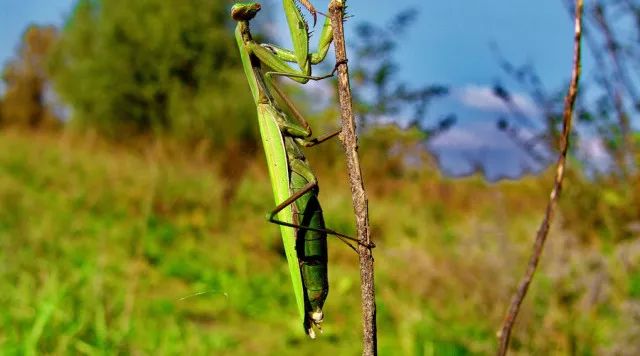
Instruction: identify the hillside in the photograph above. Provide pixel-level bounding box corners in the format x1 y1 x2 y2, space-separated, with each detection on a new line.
1 129 638 355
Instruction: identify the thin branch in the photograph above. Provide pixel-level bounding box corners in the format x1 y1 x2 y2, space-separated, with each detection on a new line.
496 0 583 354
564 0 636 176
328 1 377 355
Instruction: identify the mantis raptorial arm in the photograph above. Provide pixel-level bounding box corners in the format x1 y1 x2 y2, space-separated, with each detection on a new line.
250 0 335 81
263 0 333 64
246 40 338 84
297 0 319 25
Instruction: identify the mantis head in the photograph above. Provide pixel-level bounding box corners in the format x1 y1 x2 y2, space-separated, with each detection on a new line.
231 2 262 21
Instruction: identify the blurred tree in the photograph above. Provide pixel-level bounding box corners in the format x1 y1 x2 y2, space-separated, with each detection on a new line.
49 0 256 147
1 25 59 128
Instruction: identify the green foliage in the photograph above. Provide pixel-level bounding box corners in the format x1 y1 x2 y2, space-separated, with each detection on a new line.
49 0 256 145
559 169 640 243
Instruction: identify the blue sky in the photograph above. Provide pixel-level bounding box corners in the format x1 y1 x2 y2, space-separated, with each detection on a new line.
0 0 578 85
0 0 75 66
260 0 578 88
0 0 599 179
264 0 589 178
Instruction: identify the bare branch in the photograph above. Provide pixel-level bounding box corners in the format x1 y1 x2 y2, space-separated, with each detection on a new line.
328 1 377 355
496 0 583 354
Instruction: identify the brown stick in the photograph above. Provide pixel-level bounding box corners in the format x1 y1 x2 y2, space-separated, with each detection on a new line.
496 1 583 354
561 0 633 176
328 1 377 355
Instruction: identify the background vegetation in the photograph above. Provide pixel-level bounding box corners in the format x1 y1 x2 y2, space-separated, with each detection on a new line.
1 0 639 354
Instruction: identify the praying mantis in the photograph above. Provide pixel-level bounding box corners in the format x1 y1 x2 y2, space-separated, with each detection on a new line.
231 1 358 338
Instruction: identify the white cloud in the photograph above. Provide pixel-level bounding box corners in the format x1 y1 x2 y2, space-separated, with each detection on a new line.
578 136 611 172
430 128 480 149
579 136 608 160
262 21 283 42
455 84 540 117
429 122 512 150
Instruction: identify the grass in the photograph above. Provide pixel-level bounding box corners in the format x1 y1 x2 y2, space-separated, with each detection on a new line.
0 129 638 355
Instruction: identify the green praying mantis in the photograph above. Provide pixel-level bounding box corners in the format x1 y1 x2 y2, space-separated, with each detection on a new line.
231 1 360 338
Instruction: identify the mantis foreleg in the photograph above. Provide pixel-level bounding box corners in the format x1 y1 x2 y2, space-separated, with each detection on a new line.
296 0 319 25
247 0 337 83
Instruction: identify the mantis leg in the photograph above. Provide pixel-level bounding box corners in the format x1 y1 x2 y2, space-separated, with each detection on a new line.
270 105 341 148
269 0 333 70
264 58 342 83
261 13 333 65
296 129 341 148
266 68 344 146
266 169 374 250
257 76 342 147
296 0 318 25
248 42 312 84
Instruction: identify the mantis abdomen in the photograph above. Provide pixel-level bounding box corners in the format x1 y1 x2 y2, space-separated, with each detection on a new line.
288 140 329 326
291 165 328 323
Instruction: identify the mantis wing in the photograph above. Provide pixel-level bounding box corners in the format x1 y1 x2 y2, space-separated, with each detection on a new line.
257 104 306 327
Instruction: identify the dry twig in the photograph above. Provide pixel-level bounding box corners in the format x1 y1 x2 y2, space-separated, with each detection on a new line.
496 0 583 354
328 1 377 355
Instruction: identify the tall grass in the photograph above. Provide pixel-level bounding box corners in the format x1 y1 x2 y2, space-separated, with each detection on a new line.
0 129 638 354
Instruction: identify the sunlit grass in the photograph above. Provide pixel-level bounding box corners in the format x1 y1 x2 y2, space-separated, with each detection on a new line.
0 129 637 355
